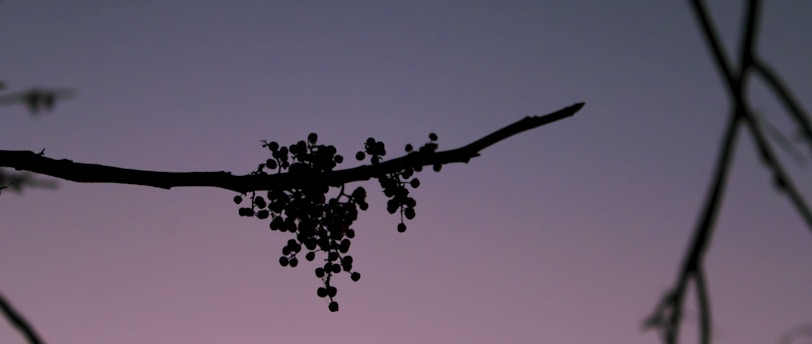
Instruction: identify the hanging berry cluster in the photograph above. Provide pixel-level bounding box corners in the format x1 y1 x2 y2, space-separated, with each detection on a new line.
233 132 440 311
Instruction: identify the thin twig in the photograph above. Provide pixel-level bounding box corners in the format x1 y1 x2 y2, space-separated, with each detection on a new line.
752 59 812 154
753 112 806 166
0 291 45 344
744 115 812 230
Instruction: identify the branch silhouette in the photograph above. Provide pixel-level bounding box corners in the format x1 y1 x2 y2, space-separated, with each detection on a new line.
0 292 44 344
644 1 811 343
0 103 583 193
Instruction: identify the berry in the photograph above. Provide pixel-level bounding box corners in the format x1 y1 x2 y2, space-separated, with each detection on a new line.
233 195 243 204
429 132 438 141
341 255 354 266
404 207 415 220
279 256 289 267
308 133 318 144
257 210 269 219
350 272 361 282
397 223 407 233
355 152 365 161
328 301 339 312
351 187 366 200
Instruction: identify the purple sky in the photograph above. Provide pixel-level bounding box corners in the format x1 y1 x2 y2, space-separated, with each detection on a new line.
1 1 810 343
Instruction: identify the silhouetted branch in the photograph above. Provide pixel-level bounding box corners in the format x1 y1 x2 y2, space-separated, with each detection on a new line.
745 114 812 230
0 291 44 344
0 103 583 193
644 109 742 344
752 59 812 154
754 112 805 166
695 267 711 344
646 1 812 343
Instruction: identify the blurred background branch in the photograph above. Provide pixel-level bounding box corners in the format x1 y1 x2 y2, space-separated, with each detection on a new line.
644 1 811 343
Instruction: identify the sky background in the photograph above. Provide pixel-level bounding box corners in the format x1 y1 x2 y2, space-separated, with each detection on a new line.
1 1 810 343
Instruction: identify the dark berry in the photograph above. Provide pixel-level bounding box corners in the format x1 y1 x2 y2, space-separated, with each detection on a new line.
404 207 415 220
341 255 354 266
257 210 269 219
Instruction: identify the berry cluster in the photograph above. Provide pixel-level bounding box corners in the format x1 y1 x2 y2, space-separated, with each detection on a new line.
234 132 439 311
368 133 439 233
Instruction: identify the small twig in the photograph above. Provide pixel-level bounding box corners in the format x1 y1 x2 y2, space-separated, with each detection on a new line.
744 114 812 231
0 291 45 344
752 59 812 155
753 112 806 166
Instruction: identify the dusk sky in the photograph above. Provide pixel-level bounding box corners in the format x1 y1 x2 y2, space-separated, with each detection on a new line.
1 1 810 343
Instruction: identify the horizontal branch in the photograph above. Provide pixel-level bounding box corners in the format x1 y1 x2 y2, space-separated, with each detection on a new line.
0 103 583 193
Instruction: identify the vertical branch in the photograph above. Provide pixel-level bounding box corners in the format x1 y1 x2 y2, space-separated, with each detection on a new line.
694 267 712 344
648 0 812 343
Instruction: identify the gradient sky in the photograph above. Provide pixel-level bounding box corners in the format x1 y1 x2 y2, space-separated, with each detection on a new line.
1 1 810 343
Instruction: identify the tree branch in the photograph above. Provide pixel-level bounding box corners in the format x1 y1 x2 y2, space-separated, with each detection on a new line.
0 291 44 344
0 103 583 193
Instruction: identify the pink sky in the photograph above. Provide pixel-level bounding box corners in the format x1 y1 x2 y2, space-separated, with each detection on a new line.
1 1 810 343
